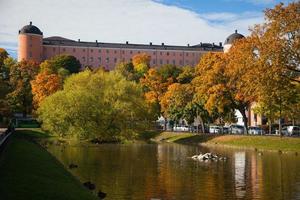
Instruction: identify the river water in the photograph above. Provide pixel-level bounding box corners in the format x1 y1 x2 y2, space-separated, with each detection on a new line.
47 142 300 200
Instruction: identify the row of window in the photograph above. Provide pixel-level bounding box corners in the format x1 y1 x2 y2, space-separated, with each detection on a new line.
46 47 198 57
81 56 194 65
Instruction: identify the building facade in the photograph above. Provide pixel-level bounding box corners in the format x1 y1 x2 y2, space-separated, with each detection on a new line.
18 22 223 70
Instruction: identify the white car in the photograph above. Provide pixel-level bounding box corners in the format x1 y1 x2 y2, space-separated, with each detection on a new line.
230 125 245 134
277 126 300 136
249 126 265 135
174 126 189 132
209 125 221 134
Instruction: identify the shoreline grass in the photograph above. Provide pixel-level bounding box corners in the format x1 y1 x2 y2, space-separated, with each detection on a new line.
0 129 97 200
152 131 300 152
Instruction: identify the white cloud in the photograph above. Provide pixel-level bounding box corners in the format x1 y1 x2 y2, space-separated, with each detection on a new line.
0 0 265 56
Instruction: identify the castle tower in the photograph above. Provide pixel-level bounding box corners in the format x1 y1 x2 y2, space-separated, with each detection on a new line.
223 30 245 53
18 22 43 63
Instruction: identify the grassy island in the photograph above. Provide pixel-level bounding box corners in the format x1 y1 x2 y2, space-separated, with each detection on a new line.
0 129 97 200
152 132 300 152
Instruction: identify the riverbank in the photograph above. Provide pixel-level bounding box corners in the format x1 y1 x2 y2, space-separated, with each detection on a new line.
152 132 300 152
0 129 97 200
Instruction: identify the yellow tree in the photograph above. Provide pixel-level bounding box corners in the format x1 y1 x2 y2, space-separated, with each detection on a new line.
243 2 300 134
132 53 151 76
31 72 63 108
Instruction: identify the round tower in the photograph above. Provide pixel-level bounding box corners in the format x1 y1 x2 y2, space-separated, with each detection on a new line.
223 30 245 53
18 21 43 63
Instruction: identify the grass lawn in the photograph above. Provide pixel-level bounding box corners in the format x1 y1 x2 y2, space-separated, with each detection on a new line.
0 129 97 200
153 132 300 152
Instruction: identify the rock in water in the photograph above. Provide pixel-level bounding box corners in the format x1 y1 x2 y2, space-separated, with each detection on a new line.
191 152 226 162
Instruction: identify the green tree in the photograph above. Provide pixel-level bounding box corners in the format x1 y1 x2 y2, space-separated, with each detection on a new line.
6 60 39 117
40 54 81 74
38 70 152 141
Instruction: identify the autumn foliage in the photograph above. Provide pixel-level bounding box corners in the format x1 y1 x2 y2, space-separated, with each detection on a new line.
31 72 62 108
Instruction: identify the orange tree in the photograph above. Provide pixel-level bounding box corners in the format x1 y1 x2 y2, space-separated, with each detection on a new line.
140 65 182 129
31 72 63 108
193 52 251 131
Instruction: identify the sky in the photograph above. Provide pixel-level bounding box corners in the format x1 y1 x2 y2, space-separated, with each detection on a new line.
0 0 294 58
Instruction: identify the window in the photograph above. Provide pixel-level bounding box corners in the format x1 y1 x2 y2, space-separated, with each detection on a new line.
173 52 175 56
106 50 109 53
82 56 86 60
160 52 162 56
106 58 109 63
90 57 93 62
186 53 189 56
138 51 140 54
29 51 32 58
166 60 169 64
122 50 125 54
83 49 85 52
122 58 125 62
172 60 175 65
53 47 56 52
180 60 183 65
166 52 169 56
180 53 182 56
114 58 117 63
153 52 156 55
91 49 93 52
98 49 101 53
160 59 163 64
62 48 65 52
73 48 76 52
130 51 132 54
29 43 32 47
114 50 117 54
153 60 156 64
98 57 101 62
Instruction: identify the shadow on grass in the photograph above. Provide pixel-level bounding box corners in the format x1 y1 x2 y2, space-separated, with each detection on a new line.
173 134 218 145
139 130 163 141
17 129 52 139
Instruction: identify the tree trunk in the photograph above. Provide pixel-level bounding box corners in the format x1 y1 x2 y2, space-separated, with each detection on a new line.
269 119 272 135
239 108 248 134
200 116 205 134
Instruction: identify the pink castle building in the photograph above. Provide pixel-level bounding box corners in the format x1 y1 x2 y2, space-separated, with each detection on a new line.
18 22 223 70
18 22 266 127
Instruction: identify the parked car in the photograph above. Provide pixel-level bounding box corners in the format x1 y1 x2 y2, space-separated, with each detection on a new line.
174 125 189 132
222 126 230 134
249 126 265 135
209 125 221 134
230 125 245 134
276 126 300 136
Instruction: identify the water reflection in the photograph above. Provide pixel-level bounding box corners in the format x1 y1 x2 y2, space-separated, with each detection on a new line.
234 152 246 199
47 143 300 200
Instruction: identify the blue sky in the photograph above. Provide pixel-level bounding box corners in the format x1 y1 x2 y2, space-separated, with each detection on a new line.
0 0 294 59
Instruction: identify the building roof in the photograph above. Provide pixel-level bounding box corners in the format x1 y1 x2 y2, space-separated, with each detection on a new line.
43 37 223 51
224 30 245 45
19 22 43 35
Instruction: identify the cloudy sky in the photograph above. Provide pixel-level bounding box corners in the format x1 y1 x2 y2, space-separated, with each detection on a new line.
0 0 294 58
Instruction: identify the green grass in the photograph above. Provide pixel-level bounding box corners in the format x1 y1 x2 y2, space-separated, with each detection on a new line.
207 135 300 152
0 129 97 200
153 132 300 152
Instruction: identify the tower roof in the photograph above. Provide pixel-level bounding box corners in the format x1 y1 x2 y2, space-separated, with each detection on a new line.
224 30 244 45
19 22 43 35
